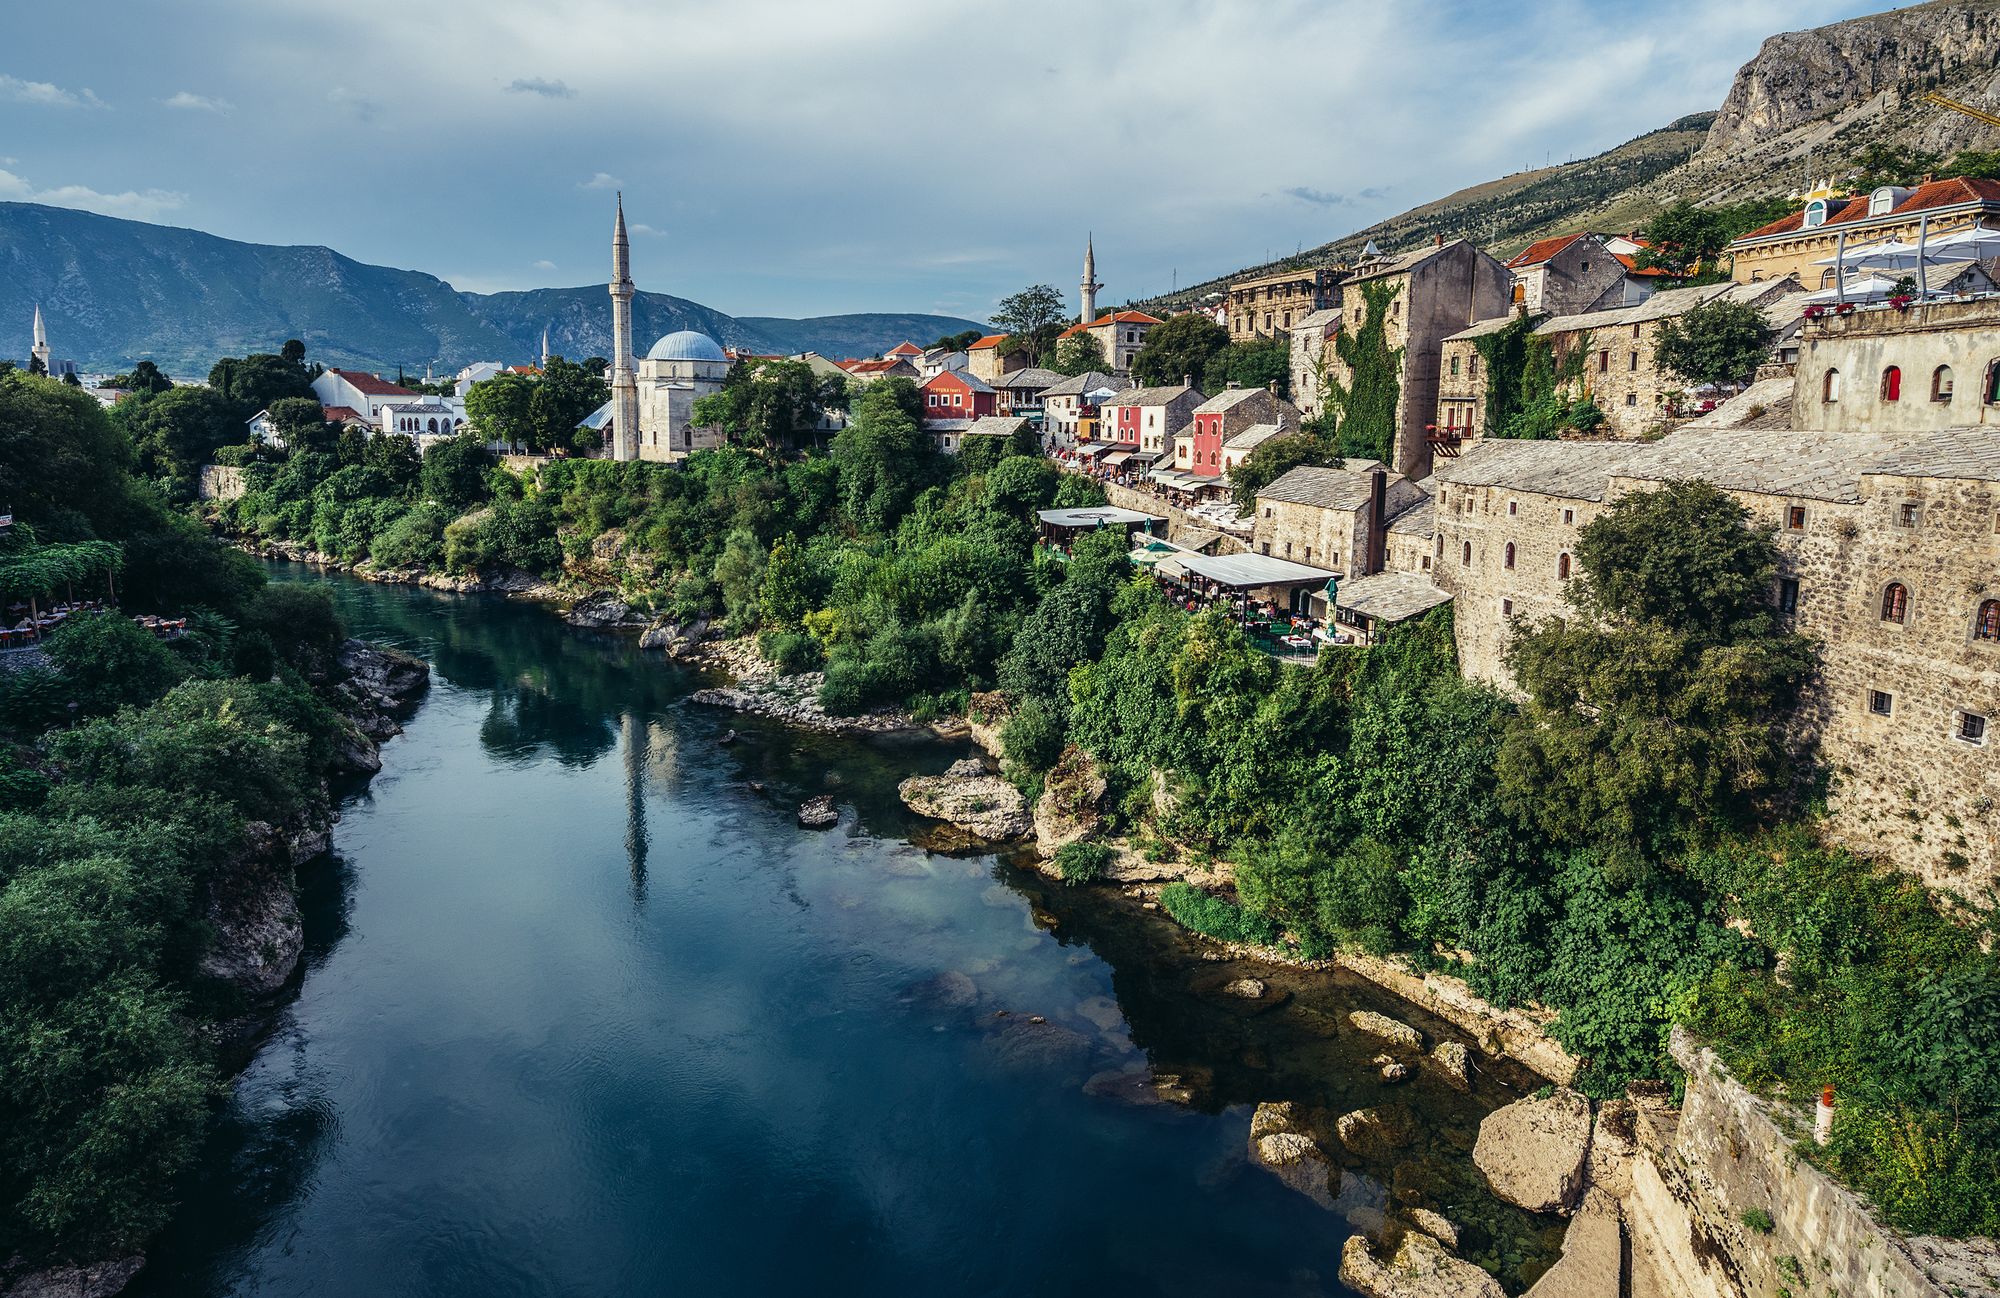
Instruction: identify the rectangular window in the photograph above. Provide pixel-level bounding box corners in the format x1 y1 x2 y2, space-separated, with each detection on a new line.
1562 508 1575 524
1870 690 1894 716
1284 542 1293 558
1959 712 1989 744
1899 502 1920 527
1629 352 1639 372
1451 356 1461 376
1597 350 1609 373
1778 577 1799 615
1787 505 1806 530
1261 543 1270 555
1508 500 1518 516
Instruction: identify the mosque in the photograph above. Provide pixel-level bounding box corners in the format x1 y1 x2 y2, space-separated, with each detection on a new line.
598 196 731 461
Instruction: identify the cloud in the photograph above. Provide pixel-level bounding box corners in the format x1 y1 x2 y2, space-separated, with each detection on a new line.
326 86 377 122
579 172 621 190
0 168 186 220
0 73 105 109
1283 187 1352 208
506 77 574 99
532 258 557 270
629 222 666 237
162 90 234 114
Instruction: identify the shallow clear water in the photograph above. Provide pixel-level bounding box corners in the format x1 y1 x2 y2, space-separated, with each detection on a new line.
130 567 1563 1297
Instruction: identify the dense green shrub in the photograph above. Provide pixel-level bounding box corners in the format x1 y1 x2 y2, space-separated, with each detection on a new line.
1053 840 1113 886
758 629 823 675
42 615 190 716
1159 882 1278 947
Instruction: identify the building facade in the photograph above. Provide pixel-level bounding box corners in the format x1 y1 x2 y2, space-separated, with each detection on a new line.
1227 268 1343 342
1059 310 1162 377
921 369 997 422
1505 233 1626 315
1727 177 2000 288
1100 383 1201 455
1183 386 1303 477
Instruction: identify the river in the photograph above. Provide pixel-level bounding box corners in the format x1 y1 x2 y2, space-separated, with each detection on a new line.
128 566 1564 1297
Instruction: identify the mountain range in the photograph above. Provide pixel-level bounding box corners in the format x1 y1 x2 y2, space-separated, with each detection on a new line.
0 202 988 376
1138 0 2000 314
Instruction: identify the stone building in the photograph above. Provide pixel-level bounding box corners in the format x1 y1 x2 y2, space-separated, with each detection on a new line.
1040 371 1120 446
1432 423 2000 891
1181 386 1303 478
1227 267 1343 342
1287 307 1342 420
964 334 1026 384
1434 314 1538 448
1059 310 1162 377
1794 296 2000 433
1529 279 1805 440
634 329 731 460
1726 177 2000 289
1250 460 1425 576
1383 492 1436 576
1505 233 1628 315
1100 383 1202 457
1323 239 1511 482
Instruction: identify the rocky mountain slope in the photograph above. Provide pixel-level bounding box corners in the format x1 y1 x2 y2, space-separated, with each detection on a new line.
1140 0 2000 314
0 202 984 374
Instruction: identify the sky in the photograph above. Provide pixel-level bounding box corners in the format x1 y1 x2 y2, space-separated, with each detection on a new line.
3 0 1891 324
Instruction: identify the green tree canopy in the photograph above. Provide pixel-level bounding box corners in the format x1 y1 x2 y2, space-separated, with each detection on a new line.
992 284 1067 365
1205 337 1290 397
829 378 938 533
1324 281 1404 463
1051 331 1106 377
1131 313 1229 388
113 386 244 497
1652 299 1775 388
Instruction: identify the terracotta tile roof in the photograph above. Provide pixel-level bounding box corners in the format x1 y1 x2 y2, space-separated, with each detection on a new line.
924 369 995 393
1058 309 1164 339
885 341 923 357
320 405 363 423
1506 232 1590 269
1611 252 1677 279
1734 177 2000 243
327 368 415 397
845 359 909 375
967 333 1008 350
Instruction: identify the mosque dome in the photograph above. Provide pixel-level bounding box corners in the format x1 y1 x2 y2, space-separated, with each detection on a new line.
645 330 728 362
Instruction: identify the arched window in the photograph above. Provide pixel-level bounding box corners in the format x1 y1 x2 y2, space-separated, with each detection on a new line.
1881 366 1901 401
1977 599 2000 641
1823 368 1840 403
1987 361 2000 404
1557 553 1572 580
1933 366 1954 402
1804 198 1828 229
1461 541 1472 566
1504 541 1516 569
427 417 439 433
1881 582 1909 624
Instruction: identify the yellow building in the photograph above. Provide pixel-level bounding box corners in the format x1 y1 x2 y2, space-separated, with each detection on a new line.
1727 177 2000 288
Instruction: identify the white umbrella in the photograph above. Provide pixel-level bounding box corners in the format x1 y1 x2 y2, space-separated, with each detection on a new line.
1915 223 2000 263
1802 274 1902 305
1809 239 1930 270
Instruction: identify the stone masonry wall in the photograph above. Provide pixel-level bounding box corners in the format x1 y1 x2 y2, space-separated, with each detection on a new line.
1794 302 2000 436
196 464 246 501
1627 1029 2000 1298
1101 481 1249 554
1432 478 1605 689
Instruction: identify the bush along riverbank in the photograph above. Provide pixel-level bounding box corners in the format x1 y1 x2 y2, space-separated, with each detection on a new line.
195 376 2000 1239
0 371 429 1293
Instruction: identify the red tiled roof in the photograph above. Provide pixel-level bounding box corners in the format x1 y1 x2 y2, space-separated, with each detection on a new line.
320 405 364 423
885 341 923 357
1733 177 2000 243
1058 309 1163 340
1611 253 1677 279
326 368 415 397
1506 232 1590 269
967 333 1008 350
845 359 907 375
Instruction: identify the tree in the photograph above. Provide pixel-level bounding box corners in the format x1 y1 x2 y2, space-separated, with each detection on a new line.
1638 199 1791 278
533 355 611 453
1051 331 1106 377
829 378 938 533
693 359 844 451
1206 336 1290 397
207 351 315 411
1653 299 1774 388
1228 431 1339 510
992 284 1067 366
109 361 172 395
463 370 537 449
933 329 984 352
114 386 244 495
1132 313 1229 388
420 435 495 512
1496 480 1814 872
25 354 46 377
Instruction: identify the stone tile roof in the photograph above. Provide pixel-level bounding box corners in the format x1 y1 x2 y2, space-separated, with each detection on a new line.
991 367 1063 391
1385 495 1434 537
1434 439 1641 501
1040 371 1119 398
1445 313 1541 343
1296 307 1342 331
1679 377 1796 432
1223 423 1287 451
1335 570 1453 622
1258 461 1391 511
1863 428 2000 483
1618 427 1919 503
1103 384 1197 407
1346 239 1472 283
1194 386 1270 414
1535 280 1797 337
961 415 1031 438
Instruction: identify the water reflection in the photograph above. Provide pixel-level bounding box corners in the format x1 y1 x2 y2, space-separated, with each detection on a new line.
130 565 1563 1298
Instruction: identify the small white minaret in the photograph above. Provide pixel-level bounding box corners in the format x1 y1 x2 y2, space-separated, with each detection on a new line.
609 195 640 461
541 325 550 368
1080 235 1102 324
30 304 50 374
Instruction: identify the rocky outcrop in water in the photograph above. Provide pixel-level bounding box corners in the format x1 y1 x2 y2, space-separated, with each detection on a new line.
1473 1088 1593 1216
1338 1230 1505 1298
1032 745 1105 858
796 795 838 829
1348 1010 1422 1052
897 759 1032 842
564 590 643 629
0 1256 146 1298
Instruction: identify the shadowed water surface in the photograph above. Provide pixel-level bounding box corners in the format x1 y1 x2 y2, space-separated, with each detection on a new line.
130 566 1562 1297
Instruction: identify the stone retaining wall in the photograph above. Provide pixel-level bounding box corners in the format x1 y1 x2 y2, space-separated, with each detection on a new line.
197 464 246 501
1100 481 1249 553
1626 1028 2000 1298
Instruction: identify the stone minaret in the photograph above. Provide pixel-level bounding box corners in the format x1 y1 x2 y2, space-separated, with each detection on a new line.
609 196 641 461
30 304 50 373
540 325 550 368
1080 235 1102 324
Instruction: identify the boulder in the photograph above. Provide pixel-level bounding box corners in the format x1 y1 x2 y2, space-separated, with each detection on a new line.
3 1257 147 1298
197 840 301 1001
1372 1054 1410 1084
1427 1041 1472 1092
1255 1132 1325 1167
1406 1208 1460 1250
1336 1105 1414 1159
1224 977 1267 999
897 768 1032 842
1032 745 1107 858
1249 1100 1299 1141
796 795 838 829
1523 1189 1623 1298
1339 1231 1506 1298
944 757 987 779
564 590 636 628
1350 1009 1424 1051
1472 1088 1594 1215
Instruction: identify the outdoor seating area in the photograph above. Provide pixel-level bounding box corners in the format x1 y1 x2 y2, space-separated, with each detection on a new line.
1147 549 1345 657
1035 505 1167 555
0 602 181 650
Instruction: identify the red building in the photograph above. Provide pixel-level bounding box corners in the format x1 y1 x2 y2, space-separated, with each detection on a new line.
920 370 996 421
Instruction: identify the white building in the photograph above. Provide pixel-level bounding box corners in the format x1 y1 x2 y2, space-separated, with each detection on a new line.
379 398 468 446
633 330 730 460
312 368 421 422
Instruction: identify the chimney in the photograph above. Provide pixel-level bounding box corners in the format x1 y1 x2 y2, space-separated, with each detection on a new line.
1435 232 1443 248
1184 373 1194 388
1366 467 1388 576
1267 380 1276 394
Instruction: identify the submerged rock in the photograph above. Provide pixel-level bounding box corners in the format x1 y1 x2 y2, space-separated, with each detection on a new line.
1336 1105 1415 1159
2 1256 147 1298
1373 1054 1410 1084
897 767 1032 842
1406 1207 1460 1250
1427 1040 1472 1092
564 590 638 628
1523 1188 1622 1297
795 795 838 829
1350 1010 1423 1052
1339 1230 1506 1298
1472 1088 1593 1216
905 969 978 1009
1223 977 1267 1000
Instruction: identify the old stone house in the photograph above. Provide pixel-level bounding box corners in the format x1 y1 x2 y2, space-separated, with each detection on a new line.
1322 239 1511 482
1251 460 1425 576
965 333 1027 384
1182 386 1303 477
1506 233 1627 315
1795 296 2000 433
1287 307 1342 420
1383 492 1436 576
1060 310 1163 377
1435 314 1541 448
1228 267 1343 342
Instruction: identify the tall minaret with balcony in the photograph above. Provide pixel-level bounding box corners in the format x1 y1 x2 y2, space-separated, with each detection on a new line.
1080 235 1101 324
30 305 50 374
609 196 640 461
